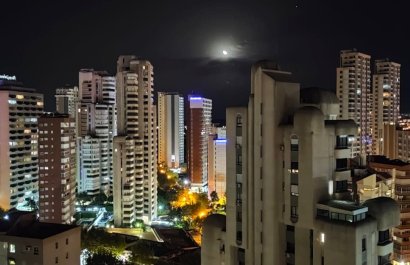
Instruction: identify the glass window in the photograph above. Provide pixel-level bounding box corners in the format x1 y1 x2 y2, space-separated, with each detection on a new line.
9 244 15 253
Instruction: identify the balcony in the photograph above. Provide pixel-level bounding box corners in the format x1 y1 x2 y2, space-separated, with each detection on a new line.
334 169 351 181
377 240 393 256
335 148 350 159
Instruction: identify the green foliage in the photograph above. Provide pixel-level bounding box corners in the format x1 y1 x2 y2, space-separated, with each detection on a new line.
94 193 108 205
129 240 156 264
132 219 146 231
86 249 125 265
82 229 127 256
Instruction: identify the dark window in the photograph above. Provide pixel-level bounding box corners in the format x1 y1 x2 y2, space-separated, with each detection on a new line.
378 230 390 244
335 180 348 192
336 158 348 170
362 237 366 252
336 136 348 148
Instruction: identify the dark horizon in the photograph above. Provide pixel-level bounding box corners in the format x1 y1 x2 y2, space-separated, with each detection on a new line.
1 0 409 119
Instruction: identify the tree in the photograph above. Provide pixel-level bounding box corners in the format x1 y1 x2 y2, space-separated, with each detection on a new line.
129 240 156 264
94 193 108 205
82 229 127 256
86 249 125 265
210 191 219 202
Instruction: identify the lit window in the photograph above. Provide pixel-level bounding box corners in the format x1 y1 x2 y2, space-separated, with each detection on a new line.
320 233 325 243
16 95 24 99
9 244 15 253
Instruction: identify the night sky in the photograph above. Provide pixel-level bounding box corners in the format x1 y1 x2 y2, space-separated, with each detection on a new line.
0 0 408 120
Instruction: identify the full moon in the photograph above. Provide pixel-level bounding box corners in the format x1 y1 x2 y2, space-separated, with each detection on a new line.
222 50 228 56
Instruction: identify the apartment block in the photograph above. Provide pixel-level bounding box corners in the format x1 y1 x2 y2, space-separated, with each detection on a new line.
188 95 212 192
0 77 43 210
372 59 401 155
77 69 116 195
55 86 79 118
202 61 399 265
38 113 76 224
114 56 157 226
337 49 372 156
158 92 184 168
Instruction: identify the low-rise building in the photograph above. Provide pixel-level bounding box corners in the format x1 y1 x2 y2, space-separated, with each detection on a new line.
0 211 81 265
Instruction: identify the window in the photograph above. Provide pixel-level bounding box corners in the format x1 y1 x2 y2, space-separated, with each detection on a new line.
66 238 69 245
9 244 15 253
8 258 16 265
362 237 366 252
55 242 58 249
34 247 39 255
55 257 58 264
66 252 69 259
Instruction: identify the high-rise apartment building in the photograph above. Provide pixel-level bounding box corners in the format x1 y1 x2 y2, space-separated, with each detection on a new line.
55 86 79 118
202 62 399 265
113 56 157 226
207 126 226 197
372 59 401 155
0 77 43 210
378 117 410 162
76 69 116 195
38 113 76 224
188 96 212 192
337 49 372 156
158 92 184 168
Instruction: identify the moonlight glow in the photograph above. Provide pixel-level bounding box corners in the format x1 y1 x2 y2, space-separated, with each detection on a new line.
222 50 228 56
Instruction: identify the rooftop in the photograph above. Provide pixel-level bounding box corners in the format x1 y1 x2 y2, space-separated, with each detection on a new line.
317 199 367 214
368 155 409 167
0 211 78 239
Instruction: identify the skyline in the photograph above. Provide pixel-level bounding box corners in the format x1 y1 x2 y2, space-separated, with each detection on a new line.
1 1 409 119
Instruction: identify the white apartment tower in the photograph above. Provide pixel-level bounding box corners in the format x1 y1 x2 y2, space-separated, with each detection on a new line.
114 56 157 226
158 92 184 168
337 49 372 157
55 86 79 118
207 126 226 197
188 96 212 192
372 59 401 155
0 77 44 210
201 62 399 265
77 69 116 195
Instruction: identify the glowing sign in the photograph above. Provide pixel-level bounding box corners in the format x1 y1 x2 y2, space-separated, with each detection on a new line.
189 97 202 100
0 74 16 80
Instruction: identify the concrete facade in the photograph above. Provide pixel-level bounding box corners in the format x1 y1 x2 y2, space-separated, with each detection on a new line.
158 92 184 168
77 69 116 195
114 56 157 226
201 61 400 265
337 49 372 157
0 212 81 265
55 86 79 119
372 59 401 155
207 126 226 197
